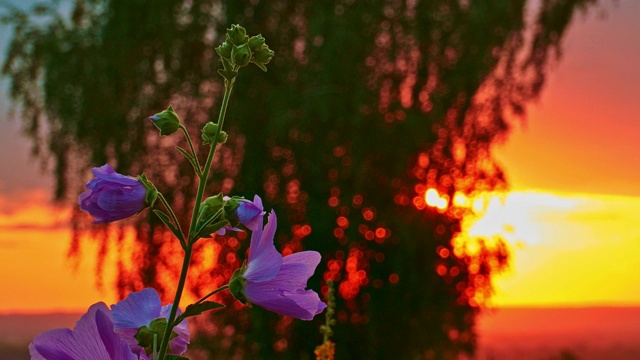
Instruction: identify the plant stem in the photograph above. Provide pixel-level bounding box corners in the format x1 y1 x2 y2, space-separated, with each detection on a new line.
157 193 186 248
179 124 201 174
195 284 230 305
157 245 192 360
157 78 236 360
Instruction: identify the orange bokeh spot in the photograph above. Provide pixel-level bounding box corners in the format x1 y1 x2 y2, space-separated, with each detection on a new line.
375 227 386 238
389 273 399 284
437 247 450 258
362 208 375 221
337 216 349 228
328 197 339 207
352 194 363 207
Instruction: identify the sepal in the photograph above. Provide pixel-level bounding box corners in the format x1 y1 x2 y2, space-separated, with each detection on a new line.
226 24 248 45
133 318 178 356
229 265 248 305
138 174 158 207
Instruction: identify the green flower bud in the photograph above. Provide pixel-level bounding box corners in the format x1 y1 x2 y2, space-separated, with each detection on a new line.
215 41 233 60
227 24 248 45
248 34 266 52
254 47 275 65
201 193 225 219
149 105 181 136
217 131 228 144
232 43 252 67
201 122 219 145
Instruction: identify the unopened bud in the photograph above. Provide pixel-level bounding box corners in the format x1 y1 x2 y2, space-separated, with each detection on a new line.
201 122 219 145
149 106 181 136
215 41 233 60
227 24 248 45
232 43 252 67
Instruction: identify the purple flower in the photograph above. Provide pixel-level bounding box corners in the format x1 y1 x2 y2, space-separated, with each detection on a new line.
233 211 326 320
216 195 265 235
29 302 137 360
78 164 153 223
111 288 190 360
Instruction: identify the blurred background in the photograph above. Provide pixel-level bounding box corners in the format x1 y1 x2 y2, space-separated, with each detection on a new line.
1 0 639 359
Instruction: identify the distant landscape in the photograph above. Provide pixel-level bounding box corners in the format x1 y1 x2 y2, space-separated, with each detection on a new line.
476 307 640 360
3 307 640 359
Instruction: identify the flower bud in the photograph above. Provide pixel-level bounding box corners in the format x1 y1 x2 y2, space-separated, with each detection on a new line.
201 122 219 145
78 164 155 223
227 24 248 45
215 41 233 60
248 35 266 52
149 106 181 136
217 130 228 144
254 47 275 65
216 195 265 235
232 43 252 67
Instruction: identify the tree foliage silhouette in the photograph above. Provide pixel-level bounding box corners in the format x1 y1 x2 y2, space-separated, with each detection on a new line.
2 0 598 358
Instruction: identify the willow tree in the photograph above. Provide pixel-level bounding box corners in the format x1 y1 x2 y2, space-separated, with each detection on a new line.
2 0 598 358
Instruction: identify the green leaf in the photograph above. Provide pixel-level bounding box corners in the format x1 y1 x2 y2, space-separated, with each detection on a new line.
254 61 268 72
175 146 200 175
165 356 190 360
217 68 238 81
152 210 185 244
183 301 225 319
194 220 229 241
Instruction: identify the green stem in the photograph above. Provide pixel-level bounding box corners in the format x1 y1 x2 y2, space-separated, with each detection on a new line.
195 284 230 305
179 124 202 175
188 77 235 245
157 245 192 360
157 78 236 360
157 193 186 249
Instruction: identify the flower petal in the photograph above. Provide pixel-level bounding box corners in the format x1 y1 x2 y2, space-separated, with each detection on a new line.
96 309 139 360
92 164 140 186
244 259 326 320
96 185 146 213
236 195 265 231
111 288 162 330
243 211 282 282
282 251 322 279
30 302 136 360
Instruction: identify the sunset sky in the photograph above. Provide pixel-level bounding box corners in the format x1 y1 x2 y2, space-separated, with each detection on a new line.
1 0 639 313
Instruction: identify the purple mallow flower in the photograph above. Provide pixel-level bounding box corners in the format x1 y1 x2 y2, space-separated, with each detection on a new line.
231 211 326 320
78 164 152 223
29 302 137 360
216 195 265 235
111 288 190 360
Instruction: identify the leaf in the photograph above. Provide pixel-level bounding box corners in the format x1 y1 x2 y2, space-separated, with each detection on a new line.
194 220 230 240
194 206 227 238
165 356 190 360
253 61 267 72
175 146 201 175
152 210 185 244
183 301 225 318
